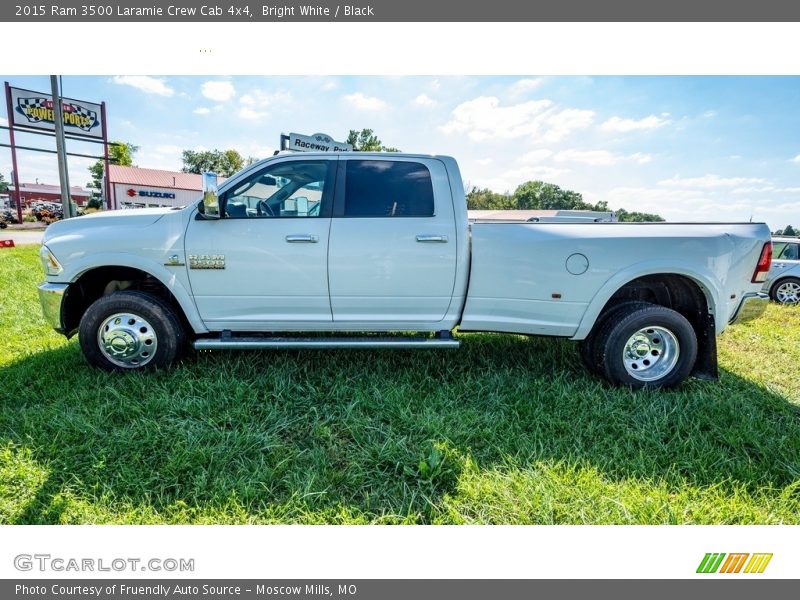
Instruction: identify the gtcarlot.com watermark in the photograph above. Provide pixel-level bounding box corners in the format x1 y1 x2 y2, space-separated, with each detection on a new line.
14 554 195 572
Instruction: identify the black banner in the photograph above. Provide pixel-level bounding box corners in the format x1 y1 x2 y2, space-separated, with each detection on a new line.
5 0 800 22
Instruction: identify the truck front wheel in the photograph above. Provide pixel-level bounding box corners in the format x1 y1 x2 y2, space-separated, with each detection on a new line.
78 291 186 371
592 303 697 389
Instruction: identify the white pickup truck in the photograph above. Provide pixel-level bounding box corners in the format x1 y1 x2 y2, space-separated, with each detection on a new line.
37 152 772 388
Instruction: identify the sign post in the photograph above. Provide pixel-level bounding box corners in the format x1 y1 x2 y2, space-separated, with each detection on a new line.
50 75 73 219
4 82 24 224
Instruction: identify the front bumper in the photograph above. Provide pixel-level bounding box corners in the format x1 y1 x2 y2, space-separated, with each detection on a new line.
729 291 769 325
38 282 69 333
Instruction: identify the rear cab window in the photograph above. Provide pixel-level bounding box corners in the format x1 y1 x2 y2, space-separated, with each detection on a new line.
343 160 435 217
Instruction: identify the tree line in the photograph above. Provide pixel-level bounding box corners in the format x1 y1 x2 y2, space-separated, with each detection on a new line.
466 183 665 222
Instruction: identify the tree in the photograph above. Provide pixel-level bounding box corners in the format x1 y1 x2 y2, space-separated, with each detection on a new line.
513 180 594 211
181 149 245 177
345 129 400 152
88 141 139 189
776 224 797 236
466 187 515 210
615 208 665 222
0 171 8 194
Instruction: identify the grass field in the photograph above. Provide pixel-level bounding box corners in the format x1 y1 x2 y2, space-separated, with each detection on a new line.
1 244 799 524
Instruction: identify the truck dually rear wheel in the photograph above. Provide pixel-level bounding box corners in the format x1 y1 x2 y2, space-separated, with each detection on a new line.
592 303 697 389
78 291 186 371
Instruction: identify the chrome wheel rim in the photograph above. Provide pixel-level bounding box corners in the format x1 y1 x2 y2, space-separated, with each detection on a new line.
775 281 800 304
622 326 680 382
97 312 157 368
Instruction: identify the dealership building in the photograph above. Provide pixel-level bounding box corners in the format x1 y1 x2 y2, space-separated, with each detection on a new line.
6 182 91 207
108 165 219 209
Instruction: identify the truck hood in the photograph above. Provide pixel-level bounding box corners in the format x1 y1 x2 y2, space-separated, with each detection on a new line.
43 207 176 244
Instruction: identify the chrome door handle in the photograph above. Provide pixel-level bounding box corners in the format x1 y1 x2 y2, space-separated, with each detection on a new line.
416 234 448 243
285 234 319 243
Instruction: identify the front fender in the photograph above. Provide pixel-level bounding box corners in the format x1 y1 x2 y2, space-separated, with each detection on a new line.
60 252 208 334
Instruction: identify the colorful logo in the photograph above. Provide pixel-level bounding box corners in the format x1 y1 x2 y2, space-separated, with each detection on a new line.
696 553 772 574
126 188 137 197
15 96 99 133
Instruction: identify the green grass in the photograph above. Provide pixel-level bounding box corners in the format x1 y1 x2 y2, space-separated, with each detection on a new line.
1 245 799 524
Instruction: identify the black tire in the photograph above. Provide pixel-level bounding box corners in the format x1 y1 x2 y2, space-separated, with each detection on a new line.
578 301 650 376
769 277 800 305
78 291 186 372
592 303 697 389
0 222 7 229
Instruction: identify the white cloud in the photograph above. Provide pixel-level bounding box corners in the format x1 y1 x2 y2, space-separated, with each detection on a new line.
112 75 174 97
703 110 717 118
629 152 653 164
240 90 292 108
475 158 493 166
792 154 800 163
733 186 800 194
344 92 387 111
440 96 594 142
235 89 293 120
201 80 235 102
509 78 543 96
518 149 553 163
0 117 7 126
414 94 437 107
540 108 596 143
732 186 776 194
155 145 183 155
193 107 211 115
238 107 267 121
658 174 768 188
600 114 669 133
553 149 653 166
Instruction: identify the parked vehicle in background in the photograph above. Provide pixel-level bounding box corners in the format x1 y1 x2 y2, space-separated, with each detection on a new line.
0 209 19 229
764 236 800 304
37 152 772 389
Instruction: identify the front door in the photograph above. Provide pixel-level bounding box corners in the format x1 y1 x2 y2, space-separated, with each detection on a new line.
185 157 337 330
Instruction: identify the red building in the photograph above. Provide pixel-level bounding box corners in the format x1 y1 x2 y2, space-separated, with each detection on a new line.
8 182 91 207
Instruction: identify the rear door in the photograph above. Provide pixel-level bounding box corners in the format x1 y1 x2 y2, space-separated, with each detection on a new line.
327 157 457 326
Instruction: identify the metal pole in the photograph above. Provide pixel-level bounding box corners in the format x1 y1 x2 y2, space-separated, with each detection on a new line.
4 82 24 224
50 75 72 219
100 101 111 210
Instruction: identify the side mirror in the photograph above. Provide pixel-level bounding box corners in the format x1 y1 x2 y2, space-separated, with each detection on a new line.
202 172 220 219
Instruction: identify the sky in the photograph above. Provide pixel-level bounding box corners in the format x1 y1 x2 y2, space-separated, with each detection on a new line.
1 75 799 229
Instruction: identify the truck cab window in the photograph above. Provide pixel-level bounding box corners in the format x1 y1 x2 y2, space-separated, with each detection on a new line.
344 160 434 217
223 160 332 218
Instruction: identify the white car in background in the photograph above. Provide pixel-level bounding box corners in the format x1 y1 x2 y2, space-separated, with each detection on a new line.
764 237 800 304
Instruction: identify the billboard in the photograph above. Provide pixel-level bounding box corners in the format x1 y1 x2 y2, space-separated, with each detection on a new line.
9 86 103 139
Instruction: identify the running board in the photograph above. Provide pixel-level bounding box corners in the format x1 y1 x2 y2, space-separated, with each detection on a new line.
193 336 460 350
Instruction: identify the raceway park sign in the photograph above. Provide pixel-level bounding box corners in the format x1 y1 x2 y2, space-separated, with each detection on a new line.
289 132 352 152
9 86 103 139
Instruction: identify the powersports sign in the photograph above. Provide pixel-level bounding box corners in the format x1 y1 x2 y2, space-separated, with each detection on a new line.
9 86 103 139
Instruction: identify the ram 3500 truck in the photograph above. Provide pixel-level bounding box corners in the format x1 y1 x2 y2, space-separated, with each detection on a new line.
37 153 772 388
